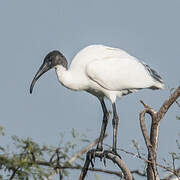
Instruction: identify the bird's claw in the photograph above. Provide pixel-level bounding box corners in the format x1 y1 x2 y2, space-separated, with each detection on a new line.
87 149 96 168
96 146 103 152
86 148 121 168
87 148 104 168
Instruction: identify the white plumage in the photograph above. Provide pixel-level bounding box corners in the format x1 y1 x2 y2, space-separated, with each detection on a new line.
30 44 164 153
56 45 164 103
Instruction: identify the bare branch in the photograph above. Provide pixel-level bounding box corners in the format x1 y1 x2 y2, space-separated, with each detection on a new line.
79 150 133 180
156 86 180 123
131 170 146 177
139 85 180 180
139 103 159 180
117 147 177 174
162 167 180 180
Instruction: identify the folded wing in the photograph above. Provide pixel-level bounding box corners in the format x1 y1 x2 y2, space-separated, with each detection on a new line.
86 55 164 91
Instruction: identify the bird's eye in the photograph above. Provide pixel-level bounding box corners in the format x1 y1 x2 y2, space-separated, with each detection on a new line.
48 60 52 66
47 57 53 63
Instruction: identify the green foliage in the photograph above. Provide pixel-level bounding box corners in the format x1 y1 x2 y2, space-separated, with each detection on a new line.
0 136 53 179
0 126 5 136
169 152 180 161
95 174 101 180
0 128 89 179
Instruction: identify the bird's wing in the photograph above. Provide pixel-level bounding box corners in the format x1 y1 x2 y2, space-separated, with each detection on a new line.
86 55 162 91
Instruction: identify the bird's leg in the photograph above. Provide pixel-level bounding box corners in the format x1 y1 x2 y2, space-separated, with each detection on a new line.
112 103 119 153
97 99 109 151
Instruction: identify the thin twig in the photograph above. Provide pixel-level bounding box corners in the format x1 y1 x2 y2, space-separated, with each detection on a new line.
117 147 177 174
9 168 19 180
162 167 180 180
175 100 180 108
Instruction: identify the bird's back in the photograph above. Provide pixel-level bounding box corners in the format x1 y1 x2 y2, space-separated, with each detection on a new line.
69 45 131 70
69 45 164 92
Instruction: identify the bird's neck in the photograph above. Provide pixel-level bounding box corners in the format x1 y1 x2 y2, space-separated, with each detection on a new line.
55 65 83 91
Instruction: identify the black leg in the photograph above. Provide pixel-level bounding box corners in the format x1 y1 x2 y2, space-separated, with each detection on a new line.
112 103 119 153
97 98 109 151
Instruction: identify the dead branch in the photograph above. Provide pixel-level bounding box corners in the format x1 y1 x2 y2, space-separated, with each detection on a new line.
140 85 180 180
156 86 180 122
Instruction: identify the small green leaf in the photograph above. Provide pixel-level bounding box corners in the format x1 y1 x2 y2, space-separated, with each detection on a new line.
0 126 5 136
95 174 101 180
71 128 76 138
132 139 139 150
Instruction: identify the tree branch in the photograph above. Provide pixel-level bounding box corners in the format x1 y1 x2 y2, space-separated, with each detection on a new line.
33 159 124 178
9 168 19 180
156 86 180 122
139 85 180 180
162 167 180 180
45 135 107 180
79 150 133 180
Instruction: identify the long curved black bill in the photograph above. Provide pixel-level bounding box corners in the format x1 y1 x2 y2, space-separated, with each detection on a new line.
30 62 50 94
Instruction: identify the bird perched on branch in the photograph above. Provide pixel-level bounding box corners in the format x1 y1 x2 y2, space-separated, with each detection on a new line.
30 45 164 153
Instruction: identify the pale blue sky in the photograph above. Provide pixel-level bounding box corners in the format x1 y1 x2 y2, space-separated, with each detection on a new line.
0 0 180 179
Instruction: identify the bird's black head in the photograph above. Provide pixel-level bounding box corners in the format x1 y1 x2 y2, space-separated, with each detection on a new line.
44 50 67 69
30 50 67 94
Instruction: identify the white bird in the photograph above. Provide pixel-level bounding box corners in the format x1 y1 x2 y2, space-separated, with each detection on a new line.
30 45 164 153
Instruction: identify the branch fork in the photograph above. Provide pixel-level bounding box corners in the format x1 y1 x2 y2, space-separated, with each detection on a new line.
139 86 180 180
79 86 180 180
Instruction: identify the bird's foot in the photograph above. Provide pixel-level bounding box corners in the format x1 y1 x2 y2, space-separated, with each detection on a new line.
96 144 103 152
86 149 103 168
86 148 121 168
